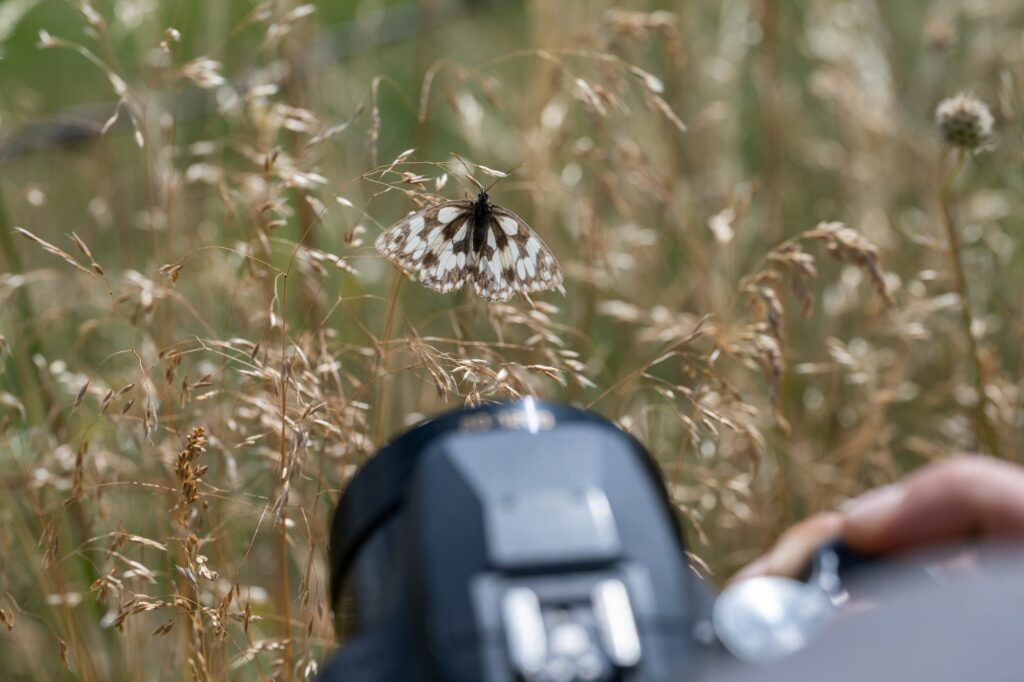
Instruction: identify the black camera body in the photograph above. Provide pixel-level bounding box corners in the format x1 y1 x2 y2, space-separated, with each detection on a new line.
324 399 719 681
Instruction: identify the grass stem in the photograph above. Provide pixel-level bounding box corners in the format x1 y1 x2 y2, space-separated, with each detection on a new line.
939 151 1000 455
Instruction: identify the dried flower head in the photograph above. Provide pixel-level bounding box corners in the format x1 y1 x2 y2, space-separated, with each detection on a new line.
935 94 993 149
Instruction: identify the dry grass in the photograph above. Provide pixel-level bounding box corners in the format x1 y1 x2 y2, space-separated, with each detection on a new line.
1 1 1023 679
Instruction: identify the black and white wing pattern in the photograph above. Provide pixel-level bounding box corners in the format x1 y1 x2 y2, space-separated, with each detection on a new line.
375 201 475 295
471 206 564 302
375 195 564 303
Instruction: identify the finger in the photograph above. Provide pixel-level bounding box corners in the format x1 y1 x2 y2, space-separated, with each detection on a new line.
843 456 1024 554
731 512 843 582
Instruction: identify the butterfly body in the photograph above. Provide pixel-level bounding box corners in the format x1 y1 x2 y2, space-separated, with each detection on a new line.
375 190 564 302
470 192 492 255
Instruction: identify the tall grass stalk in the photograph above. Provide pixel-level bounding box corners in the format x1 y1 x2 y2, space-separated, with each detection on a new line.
938 151 1000 456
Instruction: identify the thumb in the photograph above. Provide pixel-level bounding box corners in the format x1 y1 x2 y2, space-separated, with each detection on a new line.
843 456 1024 554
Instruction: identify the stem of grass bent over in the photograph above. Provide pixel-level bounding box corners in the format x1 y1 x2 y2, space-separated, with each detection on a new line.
939 151 1000 456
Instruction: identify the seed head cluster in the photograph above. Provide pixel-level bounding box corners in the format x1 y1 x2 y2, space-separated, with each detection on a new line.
175 426 208 523
935 94 994 150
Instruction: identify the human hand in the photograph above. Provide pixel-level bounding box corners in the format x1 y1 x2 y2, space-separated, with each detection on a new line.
733 455 1024 582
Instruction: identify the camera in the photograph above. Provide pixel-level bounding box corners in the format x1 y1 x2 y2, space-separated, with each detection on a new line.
319 399 1023 681
322 398 720 681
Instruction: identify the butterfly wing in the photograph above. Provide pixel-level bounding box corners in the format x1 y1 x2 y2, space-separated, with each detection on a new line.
375 200 475 294
471 205 565 302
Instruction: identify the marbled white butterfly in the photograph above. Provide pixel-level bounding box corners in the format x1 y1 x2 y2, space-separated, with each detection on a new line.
375 191 564 302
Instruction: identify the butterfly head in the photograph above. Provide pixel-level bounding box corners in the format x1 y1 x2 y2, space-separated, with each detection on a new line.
477 191 490 206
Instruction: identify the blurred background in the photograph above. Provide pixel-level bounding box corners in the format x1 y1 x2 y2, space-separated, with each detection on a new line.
1 0 1023 678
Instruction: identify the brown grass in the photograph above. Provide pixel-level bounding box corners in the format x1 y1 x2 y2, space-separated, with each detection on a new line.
1 1 1023 679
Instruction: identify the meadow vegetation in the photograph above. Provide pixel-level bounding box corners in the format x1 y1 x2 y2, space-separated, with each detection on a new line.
1 1 1023 678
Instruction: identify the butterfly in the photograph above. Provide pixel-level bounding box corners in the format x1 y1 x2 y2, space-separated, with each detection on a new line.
375 190 564 302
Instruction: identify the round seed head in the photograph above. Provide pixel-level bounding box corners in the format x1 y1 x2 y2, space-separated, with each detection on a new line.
935 94 994 150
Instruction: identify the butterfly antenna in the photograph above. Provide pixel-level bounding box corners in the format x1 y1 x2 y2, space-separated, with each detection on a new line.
449 153 485 192
482 161 524 193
